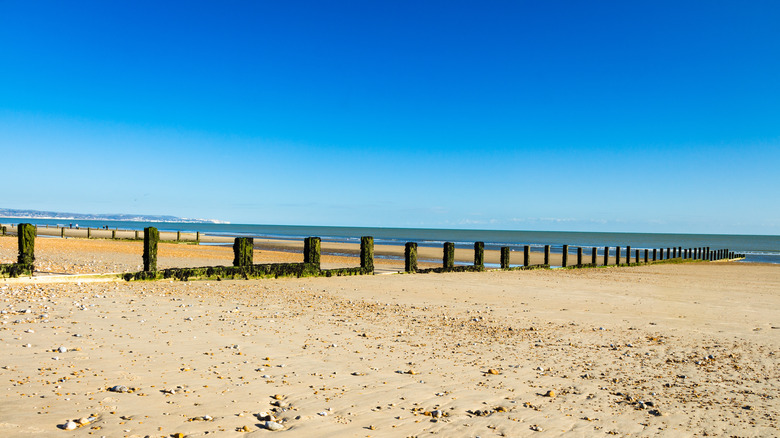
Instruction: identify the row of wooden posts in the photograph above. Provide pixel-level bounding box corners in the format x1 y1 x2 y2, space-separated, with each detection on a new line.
1 224 745 279
138 227 743 273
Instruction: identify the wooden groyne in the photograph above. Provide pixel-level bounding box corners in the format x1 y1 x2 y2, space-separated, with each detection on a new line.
0 223 748 280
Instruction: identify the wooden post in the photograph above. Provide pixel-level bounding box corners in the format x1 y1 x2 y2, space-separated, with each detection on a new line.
17 223 36 265
591 247 597 265
404 242 418 273
544 245 550 266
232 237 254 267
626 246 631 264
177 231 181 241
615 246 621 265
135 230 139 240
653 248 657 261
523 245 530 267
474 241 485 269
500 247 510 269
196 231 200 242
87 227 91 238
61 227 65 238
561 245 568 267
576 247 583 266
604 246 609 265
1 225 5 235
443 242 455 269
112 230 116 239
361 236 374 273
143 227 159 272
644 249 648 263
635 249 640 264
303 237 321 269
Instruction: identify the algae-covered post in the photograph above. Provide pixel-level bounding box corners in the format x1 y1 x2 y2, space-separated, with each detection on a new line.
500 247 510 269
524 245 530 267
561 245 568 267
604 246 609 265
592 247 598 265
404 242 418 273
196 231 200 242
112 230 116 239
303 237 321 269
87 227 91 238
17 223 36 265
135 230 139 240
644 249 649 263
653 248 657 261
615 246 621 265
626 246 631 264
233 237 254 267
443 242 455 269
143 227 159 272
361 236 374 273
576 247 583 266
177 231 181 241
61 227 65 238
474 242 485 269
636 249 640 264
544 245 550 266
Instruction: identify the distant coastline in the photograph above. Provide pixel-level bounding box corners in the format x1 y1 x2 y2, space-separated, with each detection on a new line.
0 208 227 224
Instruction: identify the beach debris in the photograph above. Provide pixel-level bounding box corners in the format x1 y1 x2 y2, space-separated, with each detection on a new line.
530 424 543 431
109 385 131 393
62 420 78 430
57 346 68 353
236 425 251 432
485 368 500 375
255 412 275 421
189 415 213 421
264 421 285 431
543 390 556 398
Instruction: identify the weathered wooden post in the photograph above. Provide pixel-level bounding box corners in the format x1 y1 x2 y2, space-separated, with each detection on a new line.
665 248 670 259
635 249 640 264
1 225 5 235
474 242 485 269
604 246 609 265
143 227 159 272
644 249 649 263
303 237 321 269
404 242 418 273
443 241 455 269
112 230 116 239
361 236 374 273
177 231 181 241
196 231 200 242
561 245 568 267
626 246 631 264
592 247 597 265
653 248 657 261
135 230 139 240
232 237 253 267
523 245 530 267
544 245 550 266
87 227 91 238
500 247 510 269
576 247 583 266
61 227 65 238
673 247 677 258
17 223 36 266
706 247 710 261
615 246 621 265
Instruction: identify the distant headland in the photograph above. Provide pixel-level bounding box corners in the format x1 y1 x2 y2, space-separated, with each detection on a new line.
0 208 227 224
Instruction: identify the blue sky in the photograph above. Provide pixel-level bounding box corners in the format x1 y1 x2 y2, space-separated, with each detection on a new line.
1 1 778 234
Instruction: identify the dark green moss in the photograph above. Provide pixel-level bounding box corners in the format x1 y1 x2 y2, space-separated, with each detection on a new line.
143 227 159 272
124 262 321 281
17 223 35 265
360 236 374 273
0 263 34 278
500 247 510 269
233 237 254 267
474 241 484 268
404 242 418 273
304 237 321 268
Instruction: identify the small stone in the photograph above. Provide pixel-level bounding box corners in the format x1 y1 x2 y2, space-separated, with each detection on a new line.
58 346 68 353
77 417 90 425
530 424 543 431
272 394 283 400
110 385 129 393
486 369 500 375
63 420 78 430
264 421 284 431
544 390 556 398
431 409 443 418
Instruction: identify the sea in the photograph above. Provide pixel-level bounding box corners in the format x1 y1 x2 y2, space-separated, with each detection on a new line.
4 218 779 265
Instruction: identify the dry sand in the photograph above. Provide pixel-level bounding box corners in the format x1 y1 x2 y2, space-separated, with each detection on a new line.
0 235 778 437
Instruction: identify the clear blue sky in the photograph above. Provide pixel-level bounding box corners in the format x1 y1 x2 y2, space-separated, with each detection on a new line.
1 1 778 234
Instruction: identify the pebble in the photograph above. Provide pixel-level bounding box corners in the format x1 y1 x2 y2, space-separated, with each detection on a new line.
264 420 285 431
110 385 130 393
63 420 78 430
57 346 68 353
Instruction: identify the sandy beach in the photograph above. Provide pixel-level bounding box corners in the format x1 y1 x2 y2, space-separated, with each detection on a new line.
1 235 778 437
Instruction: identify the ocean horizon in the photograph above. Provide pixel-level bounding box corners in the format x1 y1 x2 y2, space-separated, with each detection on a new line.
2 218 779 264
